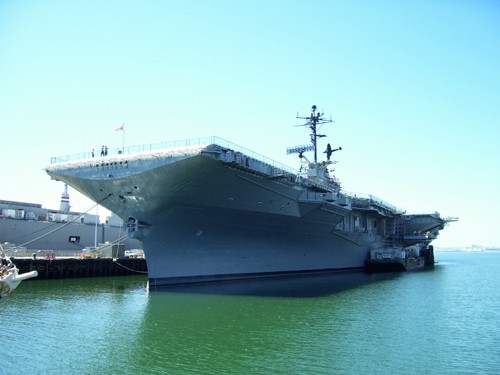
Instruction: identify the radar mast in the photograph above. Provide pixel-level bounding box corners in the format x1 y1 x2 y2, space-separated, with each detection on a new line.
287 105 340 164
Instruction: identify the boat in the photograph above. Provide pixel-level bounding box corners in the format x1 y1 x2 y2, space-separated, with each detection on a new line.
0 244 38 298
365 245 432 273
45 105 455 286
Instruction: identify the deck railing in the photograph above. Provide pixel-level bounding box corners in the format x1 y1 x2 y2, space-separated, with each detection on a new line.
49 136 298 175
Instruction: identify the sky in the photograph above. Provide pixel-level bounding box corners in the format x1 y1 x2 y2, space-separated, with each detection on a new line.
1 0 499 248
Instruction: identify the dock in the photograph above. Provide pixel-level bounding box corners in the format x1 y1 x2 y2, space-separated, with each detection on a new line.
12 258 148 279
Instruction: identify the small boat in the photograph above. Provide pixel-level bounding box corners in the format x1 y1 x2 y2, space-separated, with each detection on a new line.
0 254 38 298
365 245 434 273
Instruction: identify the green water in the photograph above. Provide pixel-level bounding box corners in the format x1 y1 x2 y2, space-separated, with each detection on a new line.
3 252 500 374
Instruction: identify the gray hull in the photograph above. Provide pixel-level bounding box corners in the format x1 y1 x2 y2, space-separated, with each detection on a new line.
47 146 388 285
143 205 379 284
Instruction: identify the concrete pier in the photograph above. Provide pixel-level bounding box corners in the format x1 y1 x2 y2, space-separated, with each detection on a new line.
13 258 147 279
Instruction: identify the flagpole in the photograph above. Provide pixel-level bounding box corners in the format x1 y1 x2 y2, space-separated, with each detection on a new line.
115 122 125 153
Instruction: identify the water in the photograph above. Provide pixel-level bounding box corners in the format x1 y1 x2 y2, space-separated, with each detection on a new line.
3 251 499 374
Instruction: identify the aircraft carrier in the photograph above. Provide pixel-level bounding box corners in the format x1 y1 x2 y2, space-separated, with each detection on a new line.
45 106 454 285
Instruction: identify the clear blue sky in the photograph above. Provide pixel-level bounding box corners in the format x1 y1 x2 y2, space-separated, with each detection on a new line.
1 0 499 248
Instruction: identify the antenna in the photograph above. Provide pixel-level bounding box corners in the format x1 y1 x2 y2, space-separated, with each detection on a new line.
289 105 334 164
286 144 314 155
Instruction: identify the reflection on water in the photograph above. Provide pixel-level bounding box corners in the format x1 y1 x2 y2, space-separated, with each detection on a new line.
151 271 402 298
3 253 499 374
5 271 400 374
137 271 408 374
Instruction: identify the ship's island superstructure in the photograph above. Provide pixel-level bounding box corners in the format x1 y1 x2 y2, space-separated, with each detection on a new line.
46 106 455 285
